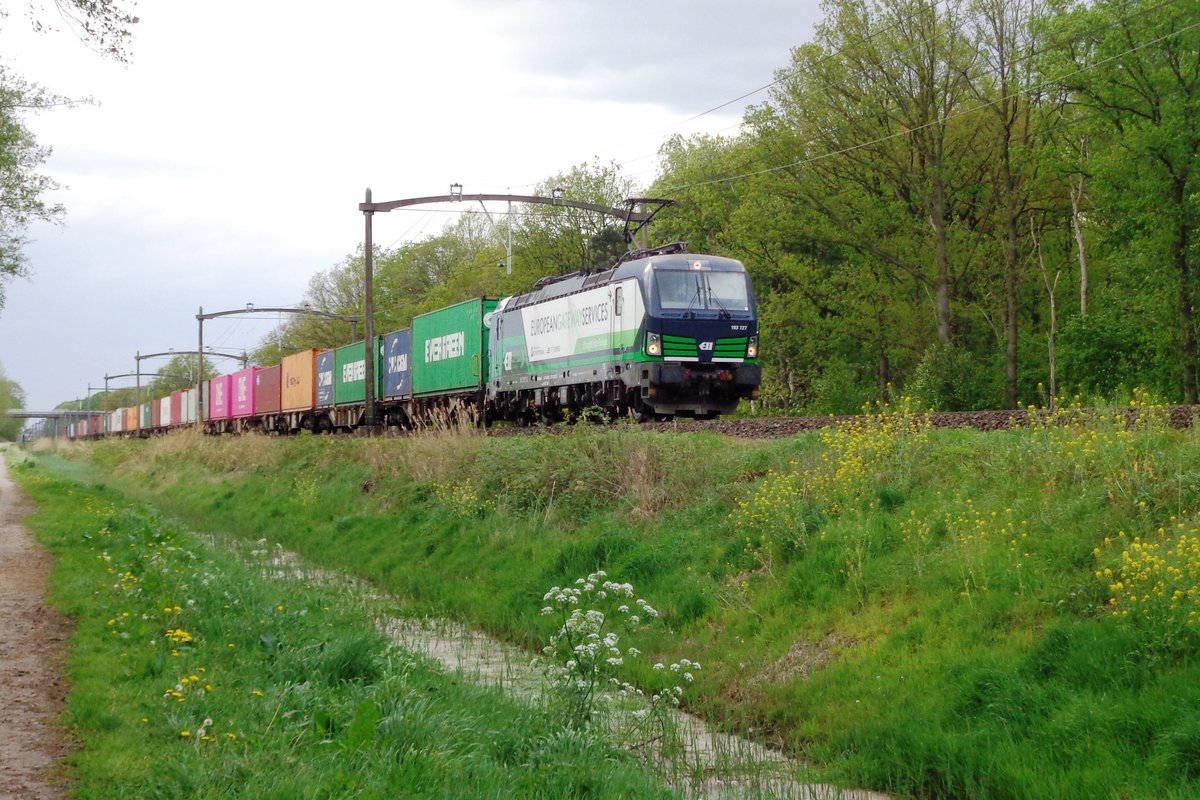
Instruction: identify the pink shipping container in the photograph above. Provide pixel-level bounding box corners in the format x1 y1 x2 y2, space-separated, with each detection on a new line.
255 365 281 414
151 398 162 428
231 367 259 418
170 391 183 426
209 375 232 421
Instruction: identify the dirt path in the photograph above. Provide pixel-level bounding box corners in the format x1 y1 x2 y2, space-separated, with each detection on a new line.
0 448 71 800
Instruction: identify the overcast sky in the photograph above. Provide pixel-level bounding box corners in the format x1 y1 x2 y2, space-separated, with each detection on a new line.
0 0 819 413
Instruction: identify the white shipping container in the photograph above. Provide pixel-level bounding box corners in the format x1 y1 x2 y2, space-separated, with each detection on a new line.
183 389 197 424
160 397 172 427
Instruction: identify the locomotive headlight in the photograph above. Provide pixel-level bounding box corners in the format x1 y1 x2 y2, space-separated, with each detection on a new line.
646 332 662 356
747 336 759 358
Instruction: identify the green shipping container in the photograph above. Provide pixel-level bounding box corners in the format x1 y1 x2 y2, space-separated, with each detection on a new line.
333 338 383 406
412 297 498 396
139 401 152 429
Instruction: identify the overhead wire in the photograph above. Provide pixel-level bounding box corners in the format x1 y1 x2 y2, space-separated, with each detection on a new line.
599 0 975 188
609 0 1178 190
657 0 1195 194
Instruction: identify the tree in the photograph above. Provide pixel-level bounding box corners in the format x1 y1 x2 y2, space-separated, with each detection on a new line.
970 0 1051 407
0 68 70 311
1048 0 1200 401
0 0 137 312
146 354 218 399
513 160 639 282
0 362 24 440
703 0 995 408
17 0 140 62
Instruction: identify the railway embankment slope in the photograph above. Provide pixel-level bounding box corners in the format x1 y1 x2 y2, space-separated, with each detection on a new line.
31 407 1200 799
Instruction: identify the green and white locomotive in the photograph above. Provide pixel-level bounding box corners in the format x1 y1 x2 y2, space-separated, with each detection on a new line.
486 242 761 423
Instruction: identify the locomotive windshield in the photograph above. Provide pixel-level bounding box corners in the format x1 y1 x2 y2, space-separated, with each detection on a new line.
655 270 751 313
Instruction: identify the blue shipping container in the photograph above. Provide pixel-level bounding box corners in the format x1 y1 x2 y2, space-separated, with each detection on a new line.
316 350 335 408
383 330 412 399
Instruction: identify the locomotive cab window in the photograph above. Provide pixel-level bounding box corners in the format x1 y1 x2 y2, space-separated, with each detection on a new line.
656 270 700 310
706 272 752 312
655 270 751 313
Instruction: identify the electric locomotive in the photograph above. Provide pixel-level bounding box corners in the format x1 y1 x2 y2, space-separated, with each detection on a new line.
486 242 761 422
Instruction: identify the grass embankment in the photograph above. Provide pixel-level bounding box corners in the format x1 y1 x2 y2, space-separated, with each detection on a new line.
8 453 675 799
27 404 1200 799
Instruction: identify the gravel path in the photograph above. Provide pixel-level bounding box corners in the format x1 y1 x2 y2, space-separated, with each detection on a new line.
0 448 70 800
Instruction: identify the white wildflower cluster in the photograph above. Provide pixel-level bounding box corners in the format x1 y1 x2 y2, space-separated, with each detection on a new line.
538 571 699 730
646 658 701 704
539 571 660 722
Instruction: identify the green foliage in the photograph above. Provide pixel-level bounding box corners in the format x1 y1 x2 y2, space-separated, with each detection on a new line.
1057 302 1177 400
0 68 69 310
147 354 220 398
0 362 25 440
904 343 996 412
807 359 879 416
0 0 137 309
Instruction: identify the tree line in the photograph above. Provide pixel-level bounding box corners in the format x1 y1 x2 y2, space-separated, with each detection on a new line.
263 0 1198 413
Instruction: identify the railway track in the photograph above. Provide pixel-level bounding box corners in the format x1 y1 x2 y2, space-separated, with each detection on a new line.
650 405 1200 438
489 405 1200 439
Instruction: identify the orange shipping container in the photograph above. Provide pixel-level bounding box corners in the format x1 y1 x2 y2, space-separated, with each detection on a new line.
124 406 138 431
280 349 328 412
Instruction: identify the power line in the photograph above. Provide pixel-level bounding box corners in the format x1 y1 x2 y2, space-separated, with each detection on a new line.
659 3 1198 195
615 0 1170 189
590 0 970 187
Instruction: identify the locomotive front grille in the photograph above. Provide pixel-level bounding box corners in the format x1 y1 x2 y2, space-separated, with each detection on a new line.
713 336 748 359
662 334 699 359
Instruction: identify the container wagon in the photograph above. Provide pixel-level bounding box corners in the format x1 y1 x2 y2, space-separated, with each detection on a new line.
411 297 498 422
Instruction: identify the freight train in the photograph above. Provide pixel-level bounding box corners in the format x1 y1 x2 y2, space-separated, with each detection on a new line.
64 243 761 438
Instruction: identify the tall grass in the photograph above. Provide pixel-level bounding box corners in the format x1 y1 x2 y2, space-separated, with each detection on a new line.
34 403 1200 799
10 456 675 799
